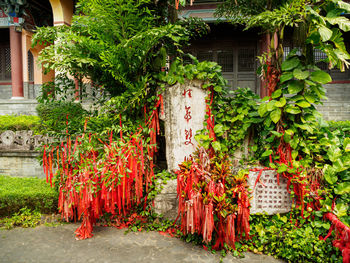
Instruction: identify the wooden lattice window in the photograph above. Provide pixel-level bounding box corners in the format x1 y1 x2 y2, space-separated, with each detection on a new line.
28 50 34 82
0 45 11 81
238 48 255 72
185 42 258 93
197 51 213 62
217 51 234 72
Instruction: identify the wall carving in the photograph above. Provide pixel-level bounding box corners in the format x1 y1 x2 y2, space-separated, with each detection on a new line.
248 168 292 215
0 130 53 151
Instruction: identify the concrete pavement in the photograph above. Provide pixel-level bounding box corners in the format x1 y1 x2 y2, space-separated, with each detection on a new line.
0 223 284 263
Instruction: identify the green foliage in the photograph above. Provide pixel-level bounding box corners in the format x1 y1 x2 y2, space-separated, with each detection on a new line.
177 17 210 40
328 120 350 137
0 207 41 230
146 170 177 204
36 74 93 104
315 125 350 225
214 88 264 159
246 0 350 71
215 0 287 24
36 101 87 136
32 0 192 101
0 115 41 133
246 213 342 262
126 213 177 233
0 175 58 217
257 51 347 171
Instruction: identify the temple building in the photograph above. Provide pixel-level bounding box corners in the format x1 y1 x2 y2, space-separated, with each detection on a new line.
0 0 74 115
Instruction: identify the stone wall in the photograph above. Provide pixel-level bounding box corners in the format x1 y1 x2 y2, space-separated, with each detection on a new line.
317 83 350 121
153 179 178 220
0 99 38 115
0 84 12 99
0 151 44 178
0 130 51 178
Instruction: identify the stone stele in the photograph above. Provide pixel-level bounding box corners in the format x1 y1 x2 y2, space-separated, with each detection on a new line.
160 80 207 172
248 168 292 215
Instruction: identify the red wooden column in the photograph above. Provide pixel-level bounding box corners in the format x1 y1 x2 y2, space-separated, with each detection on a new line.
9 26 24 99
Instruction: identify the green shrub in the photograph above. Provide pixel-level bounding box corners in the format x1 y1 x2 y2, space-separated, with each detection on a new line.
246 213 342 263
0 207 42 229
328 120 350 137
0 115 41 133
0 175 58 217
36 101 87 135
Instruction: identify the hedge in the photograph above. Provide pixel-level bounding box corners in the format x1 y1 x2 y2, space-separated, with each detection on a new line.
0 175 58 217
0 115 41 133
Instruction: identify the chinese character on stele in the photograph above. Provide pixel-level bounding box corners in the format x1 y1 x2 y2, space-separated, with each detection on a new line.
184 106 192 122
182 88 192 98
184 128 194 145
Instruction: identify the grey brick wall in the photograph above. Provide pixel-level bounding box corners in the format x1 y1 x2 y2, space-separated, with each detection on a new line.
0 99 38 115
0 85 12 99
0 152 45 178
316 83 350 121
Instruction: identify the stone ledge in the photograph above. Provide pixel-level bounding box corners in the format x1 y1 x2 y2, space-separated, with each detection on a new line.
0 151 39 157
0 99 38 104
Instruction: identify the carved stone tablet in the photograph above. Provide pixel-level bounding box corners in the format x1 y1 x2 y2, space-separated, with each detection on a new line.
0 130 52 151
1 130 15 146
248 168 292 215
161 80 207 171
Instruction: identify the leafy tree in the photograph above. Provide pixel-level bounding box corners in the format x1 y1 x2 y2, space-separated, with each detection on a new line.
32 0 191 100
215 0 288 24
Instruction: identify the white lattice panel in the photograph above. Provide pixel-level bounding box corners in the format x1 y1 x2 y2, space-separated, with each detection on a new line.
248 168 292 215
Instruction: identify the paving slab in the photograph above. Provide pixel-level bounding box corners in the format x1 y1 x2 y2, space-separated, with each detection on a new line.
0 223 284 263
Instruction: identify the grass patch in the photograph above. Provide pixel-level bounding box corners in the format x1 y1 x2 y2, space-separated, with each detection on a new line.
0 175 58 217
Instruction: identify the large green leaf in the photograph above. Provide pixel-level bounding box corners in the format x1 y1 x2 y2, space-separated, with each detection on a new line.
344 138 350 152
275 97 286 107
280 72 294 83
212 141 221 152
336 0 350 12
277 164 288 173
288 80 304 94
334 203 348 218
327 16 350 32
318 25 333 41
323 164 338 185
270 108 281 123
304 93 316 104
258 103 268 117
267 100 276 111
214 124 224 134
271 89 282 99
285 105 301 114
334 182 350 195
282 57 300 71
295 100 311 108
310 70 332 84
293 68 310 80
327 145 342 163
261 149 273 157
290 137 299 149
